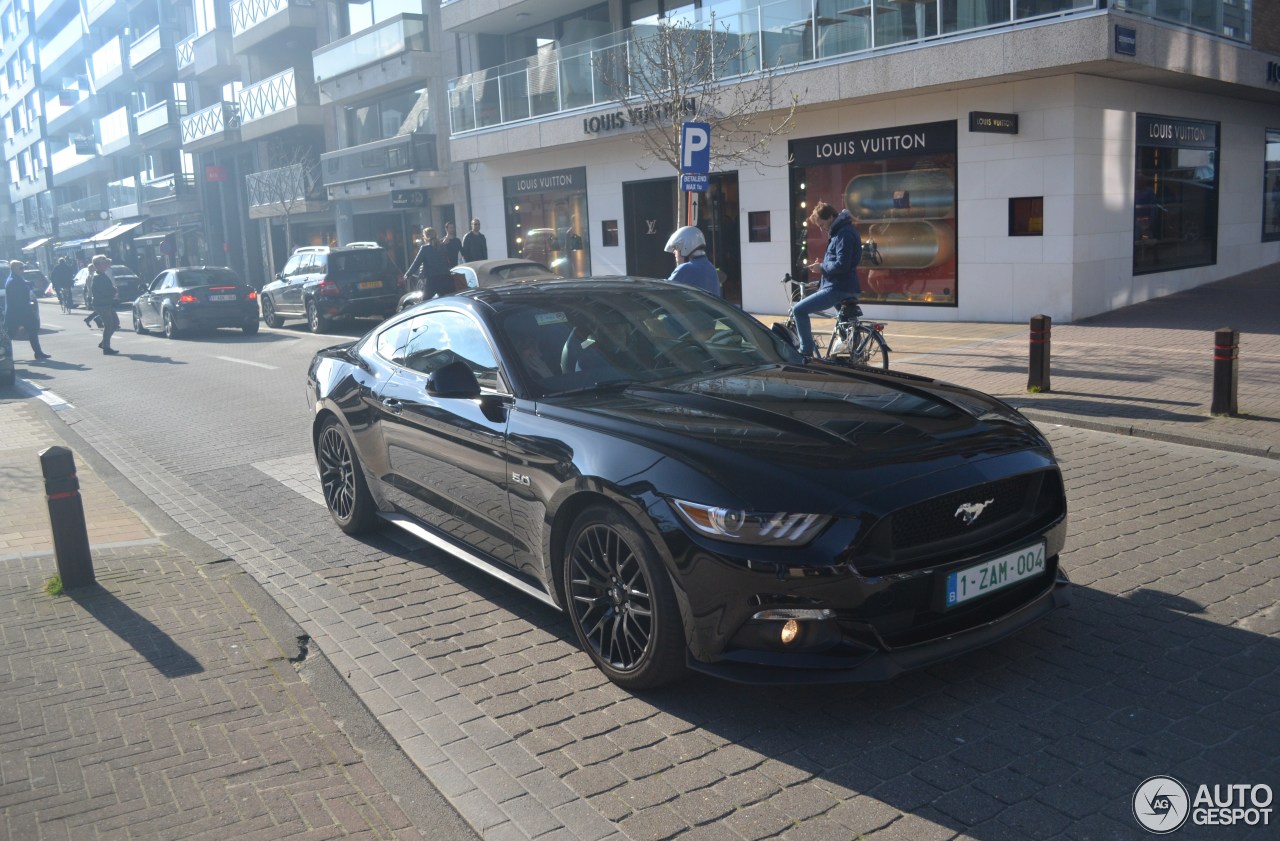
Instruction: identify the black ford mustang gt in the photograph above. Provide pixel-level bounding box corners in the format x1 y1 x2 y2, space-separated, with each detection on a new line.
307 277 1069 689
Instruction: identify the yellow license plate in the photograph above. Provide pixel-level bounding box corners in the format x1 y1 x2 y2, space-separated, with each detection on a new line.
358 281 382 290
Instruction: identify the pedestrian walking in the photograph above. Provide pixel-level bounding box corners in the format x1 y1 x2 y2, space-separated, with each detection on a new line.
3 260 51 360
460 218 488 262
405 227 454 299
50 256 75 313
88 254 120 355
441 221 463 267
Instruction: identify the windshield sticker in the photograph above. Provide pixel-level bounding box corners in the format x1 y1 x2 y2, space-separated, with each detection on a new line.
535 312 568 325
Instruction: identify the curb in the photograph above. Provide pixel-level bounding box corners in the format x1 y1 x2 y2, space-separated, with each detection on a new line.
1018 408 1278 461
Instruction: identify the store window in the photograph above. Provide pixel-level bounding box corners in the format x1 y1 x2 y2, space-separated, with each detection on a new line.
504 167 591 278
1263 129 1280 242
789 121 958 306
1133 114 1218 275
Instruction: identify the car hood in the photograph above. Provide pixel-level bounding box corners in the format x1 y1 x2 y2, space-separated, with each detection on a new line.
540 364 1053 510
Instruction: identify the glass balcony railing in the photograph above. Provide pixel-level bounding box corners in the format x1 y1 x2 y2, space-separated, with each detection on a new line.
40 14 87 69
85 0 117 25
135 99 187 135
108 175 139 208
97 105 133 148
312 14 427 83
142 172 196 203
240 67 315 124
320 133 438 185
181 100 240 144
91 37 127 87
449 0 1245 134
129 26 164 67
44 88 90 125
56 193 107 221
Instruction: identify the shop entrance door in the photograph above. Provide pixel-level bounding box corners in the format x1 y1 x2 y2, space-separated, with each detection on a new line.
623 174 741 304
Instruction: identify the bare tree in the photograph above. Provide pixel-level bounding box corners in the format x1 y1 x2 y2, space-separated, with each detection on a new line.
248 142 322 257
595 15 802 221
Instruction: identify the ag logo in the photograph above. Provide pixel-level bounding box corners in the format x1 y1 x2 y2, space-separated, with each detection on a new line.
1134 776 1190 833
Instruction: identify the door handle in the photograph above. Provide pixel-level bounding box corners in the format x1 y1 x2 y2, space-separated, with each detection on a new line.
381 397 404 413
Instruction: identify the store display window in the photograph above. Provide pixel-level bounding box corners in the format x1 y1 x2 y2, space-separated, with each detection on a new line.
1263 129 1280 242
1133 114 1219 275
503 167 592 278
789 121 958 306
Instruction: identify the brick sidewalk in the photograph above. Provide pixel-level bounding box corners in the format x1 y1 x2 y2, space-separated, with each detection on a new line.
0 401 467 840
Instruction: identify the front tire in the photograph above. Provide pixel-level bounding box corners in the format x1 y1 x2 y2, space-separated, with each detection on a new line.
261 297 284 328
306 299 330 333
133 307 148 334
564 505 686 690
316 418 378 535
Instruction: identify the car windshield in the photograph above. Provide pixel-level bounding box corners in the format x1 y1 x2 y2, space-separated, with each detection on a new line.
179 270 239 287
493 283 800 396
330 251 389 273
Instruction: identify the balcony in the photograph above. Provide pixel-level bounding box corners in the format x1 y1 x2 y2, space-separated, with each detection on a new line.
55 193 109 237
84 0 126 28
129 26 176 81
1113 0 1250 41
96 106 136 156
39 14 88 79
142 171 196 204
44 88 95 134
314 14 432 105
238 67 322 141
246 161 328 219
108 175 142 219
91 37 130 91
181 100 242 152
231 0 319 55
321 133 439 189
134 99 188 149
177 27 239 82
33 0 76 27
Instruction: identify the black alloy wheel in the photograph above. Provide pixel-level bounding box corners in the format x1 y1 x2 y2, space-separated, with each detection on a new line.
564 505 685 689
261 297 283 329
316 418 377 534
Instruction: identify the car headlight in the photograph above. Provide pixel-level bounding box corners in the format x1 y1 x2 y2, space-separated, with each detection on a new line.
670 499 831 546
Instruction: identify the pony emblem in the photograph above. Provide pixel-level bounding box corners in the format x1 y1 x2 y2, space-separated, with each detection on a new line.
955 499 995 526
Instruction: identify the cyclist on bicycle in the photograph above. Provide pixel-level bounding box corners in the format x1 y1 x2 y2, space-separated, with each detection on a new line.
663 226 721 297
50 257 75 313
793 202 861 358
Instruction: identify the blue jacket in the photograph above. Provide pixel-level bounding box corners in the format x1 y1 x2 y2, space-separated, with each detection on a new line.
667 254 721 297
3 273 37 329
819 210 862 297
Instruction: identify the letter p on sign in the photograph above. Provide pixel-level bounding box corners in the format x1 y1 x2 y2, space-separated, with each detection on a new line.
681 122 711 174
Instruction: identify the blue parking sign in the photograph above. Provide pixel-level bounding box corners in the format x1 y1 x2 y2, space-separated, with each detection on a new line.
681 122 711 174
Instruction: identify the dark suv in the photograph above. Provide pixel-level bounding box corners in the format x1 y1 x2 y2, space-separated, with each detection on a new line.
260 243 405 332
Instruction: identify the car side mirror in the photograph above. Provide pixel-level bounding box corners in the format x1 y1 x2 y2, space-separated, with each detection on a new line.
426 360 481 399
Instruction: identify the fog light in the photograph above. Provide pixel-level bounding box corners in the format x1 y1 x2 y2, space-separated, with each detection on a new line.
780 619 799 645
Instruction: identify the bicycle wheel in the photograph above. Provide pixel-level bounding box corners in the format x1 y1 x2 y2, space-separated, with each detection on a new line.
852 326 890 369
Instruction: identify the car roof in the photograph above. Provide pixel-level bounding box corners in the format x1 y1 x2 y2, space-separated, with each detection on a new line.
468 276 672 307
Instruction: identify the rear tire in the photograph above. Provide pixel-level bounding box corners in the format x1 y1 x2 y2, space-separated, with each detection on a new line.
852 326 889 369
563 504 686 690
306 299 330 333
163 309 180 340
316 418 378 535
243 319 260 336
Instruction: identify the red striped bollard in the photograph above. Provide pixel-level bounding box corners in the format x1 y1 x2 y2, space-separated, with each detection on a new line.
1028 314 1051 393
1211 327 1239 417
40 446 95 589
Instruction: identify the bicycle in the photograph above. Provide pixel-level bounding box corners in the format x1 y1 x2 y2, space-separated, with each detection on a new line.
777 273 891 369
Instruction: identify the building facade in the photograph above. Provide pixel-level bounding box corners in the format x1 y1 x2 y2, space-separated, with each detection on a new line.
444 1 1280 321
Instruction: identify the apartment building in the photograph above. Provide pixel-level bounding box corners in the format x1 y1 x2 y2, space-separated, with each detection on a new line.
443 1 1280 321
3 0 456 283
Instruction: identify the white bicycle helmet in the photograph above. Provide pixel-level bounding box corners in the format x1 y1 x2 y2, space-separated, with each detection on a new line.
664 226 706 256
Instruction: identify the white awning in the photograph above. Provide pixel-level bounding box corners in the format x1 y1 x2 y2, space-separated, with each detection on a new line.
21 237 52 251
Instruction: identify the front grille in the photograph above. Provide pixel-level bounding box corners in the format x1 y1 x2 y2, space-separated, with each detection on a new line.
892 474 1032 551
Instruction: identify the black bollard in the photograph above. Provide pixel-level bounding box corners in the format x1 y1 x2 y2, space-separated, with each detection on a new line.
39 446 95 589
1211 327 1239 417
1028 314 1052 393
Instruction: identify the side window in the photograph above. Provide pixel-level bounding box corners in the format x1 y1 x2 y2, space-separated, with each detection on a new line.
401 310 499 391
374 315 418 364
281 255 301 277
148 274 165 291
451 270 473 289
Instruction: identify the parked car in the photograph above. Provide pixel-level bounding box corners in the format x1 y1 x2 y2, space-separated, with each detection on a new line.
131 267 260 338
396 258 560 311
260 242 405 333
71 264 143 308
307 277 1070 689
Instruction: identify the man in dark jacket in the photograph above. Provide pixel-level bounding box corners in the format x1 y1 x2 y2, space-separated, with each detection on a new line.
460 218 488 262
88 254 120 355
51 256 76 313
405 227 454 299
792 202 861 358
3 260 51 360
